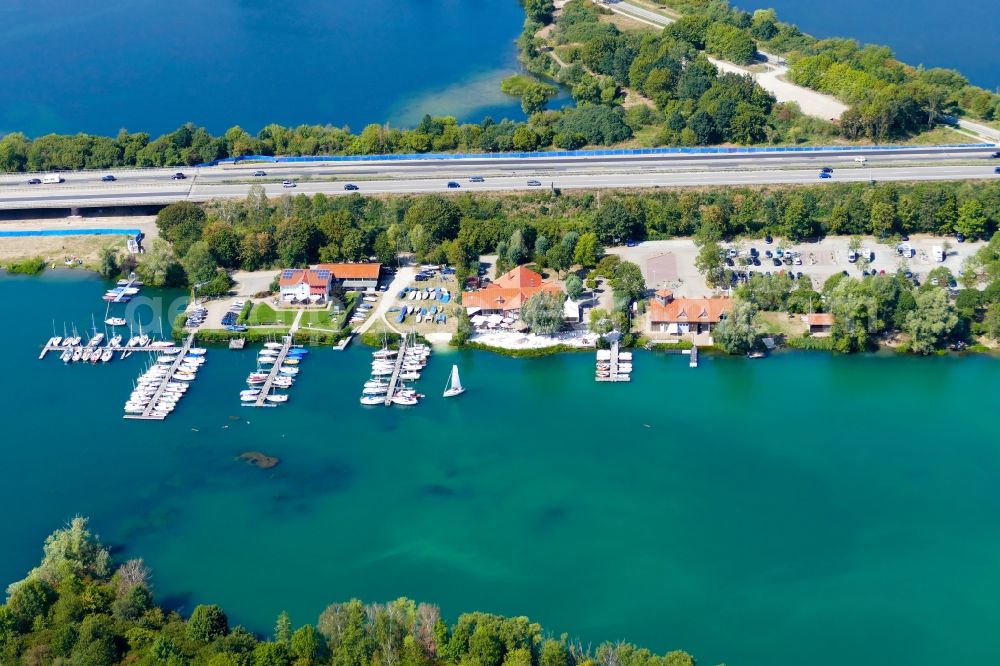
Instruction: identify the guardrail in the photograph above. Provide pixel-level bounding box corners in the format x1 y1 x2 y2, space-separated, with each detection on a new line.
199 143 996 167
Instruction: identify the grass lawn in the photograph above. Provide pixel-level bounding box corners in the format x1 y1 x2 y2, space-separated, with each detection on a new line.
247 302 297 326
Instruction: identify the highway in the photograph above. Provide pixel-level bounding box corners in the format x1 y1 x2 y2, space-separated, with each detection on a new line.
1 161 998 210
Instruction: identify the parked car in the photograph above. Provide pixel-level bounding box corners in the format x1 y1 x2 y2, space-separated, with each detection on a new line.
344 183 359 190
101 174 116 182
527 179 542 187
282 180 296 188
725 258 735 267
447 181 460 188
252 170 266 177
765 235 773 244
764 250 773 259
956 232 966 243
171 172 186 180
625 239 637 247
772 258 782 267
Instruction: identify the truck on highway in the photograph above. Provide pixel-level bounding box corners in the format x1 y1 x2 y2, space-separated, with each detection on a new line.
41 174 64 184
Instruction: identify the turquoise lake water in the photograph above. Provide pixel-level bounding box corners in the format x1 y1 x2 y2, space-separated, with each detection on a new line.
4 271 1000 665
735 0 999 90
0 0 551 137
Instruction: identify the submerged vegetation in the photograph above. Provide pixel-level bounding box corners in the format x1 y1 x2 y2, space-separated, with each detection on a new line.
0 519 700 666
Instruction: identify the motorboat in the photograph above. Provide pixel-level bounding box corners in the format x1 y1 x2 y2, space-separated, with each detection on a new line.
360 395 384 405
283 358 300 365
105 317 127 327
443 365 465 398
391 395 418 406
364 380 388 389
400 371 421 381
363 385 388 395
264 342 283 349
266 394 289 403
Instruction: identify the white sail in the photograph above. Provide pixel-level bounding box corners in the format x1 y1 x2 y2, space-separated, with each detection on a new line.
443 364 465 397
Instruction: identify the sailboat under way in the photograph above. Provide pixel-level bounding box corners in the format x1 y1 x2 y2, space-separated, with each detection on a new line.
443 364 465 398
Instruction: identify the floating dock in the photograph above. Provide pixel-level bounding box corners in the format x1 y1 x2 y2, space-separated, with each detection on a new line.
253 336 292 407
39 341 181 360
383 335 409 405
596 341 631 382
124 333 197 421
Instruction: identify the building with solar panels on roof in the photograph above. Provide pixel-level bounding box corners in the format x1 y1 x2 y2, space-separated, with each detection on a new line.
278 268 332 303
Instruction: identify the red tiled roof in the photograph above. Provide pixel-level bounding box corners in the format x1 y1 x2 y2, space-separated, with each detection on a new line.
279 269 331 288
315 263 381 280
462 282 562 312
807 313 834 326
493 265 544 289
648 296 733 324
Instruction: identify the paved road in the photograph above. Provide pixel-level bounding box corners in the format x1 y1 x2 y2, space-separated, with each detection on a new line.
1 163 997 209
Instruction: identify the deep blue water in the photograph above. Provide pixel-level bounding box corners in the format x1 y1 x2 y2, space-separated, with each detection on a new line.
0 0 561 137
736 0 999 91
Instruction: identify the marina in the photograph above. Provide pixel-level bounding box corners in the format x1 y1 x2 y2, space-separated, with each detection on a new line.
244 336 307 408
361 332 431 406
123 333 203 421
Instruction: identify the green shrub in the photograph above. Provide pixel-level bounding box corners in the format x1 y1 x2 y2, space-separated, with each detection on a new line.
6 257 46 275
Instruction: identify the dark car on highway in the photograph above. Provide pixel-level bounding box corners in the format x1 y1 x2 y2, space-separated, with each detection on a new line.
447 181 460 188
252 170 266 177
995 166 1000 174
171 172 186 180
469 176 485 183
821 167 833 174
344 183 359 191
101 175 116 182
27 178 41 185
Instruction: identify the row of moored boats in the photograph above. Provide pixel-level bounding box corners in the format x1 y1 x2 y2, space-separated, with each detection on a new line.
242 341 308 406
595 349 633 380
123 347 207 417
360 339 432 406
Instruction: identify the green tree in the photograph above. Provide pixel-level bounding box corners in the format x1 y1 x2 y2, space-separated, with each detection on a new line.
714 300 759 354
565 274 584 300
275 611 293 646
955 199 988 239
187 604 229 642
520 291 566 334
694 240 725 287
610 260 646 305
291 624 323 665
156 201 207 256
183 240 220 284
98 247 120 279
573 232 601 268
983 302 1000 340
540 640 568 666
905 287 958 354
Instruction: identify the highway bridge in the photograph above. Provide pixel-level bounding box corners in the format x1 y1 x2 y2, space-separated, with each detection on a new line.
0 145 997 211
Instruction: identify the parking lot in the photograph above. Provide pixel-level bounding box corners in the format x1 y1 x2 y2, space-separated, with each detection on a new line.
611 235 986 296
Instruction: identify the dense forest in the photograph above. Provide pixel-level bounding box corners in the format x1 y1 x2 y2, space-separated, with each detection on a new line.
134 180 1000 291
0 518 698 666
520 0 835 147
650 0 1000 139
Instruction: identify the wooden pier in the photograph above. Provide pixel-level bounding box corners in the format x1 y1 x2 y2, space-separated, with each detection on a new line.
596 340 631 382
253 336 292 407
383 335 409 405
124 333 196 421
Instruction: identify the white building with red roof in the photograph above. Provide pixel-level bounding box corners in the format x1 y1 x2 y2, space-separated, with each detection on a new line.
278 268 332 302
